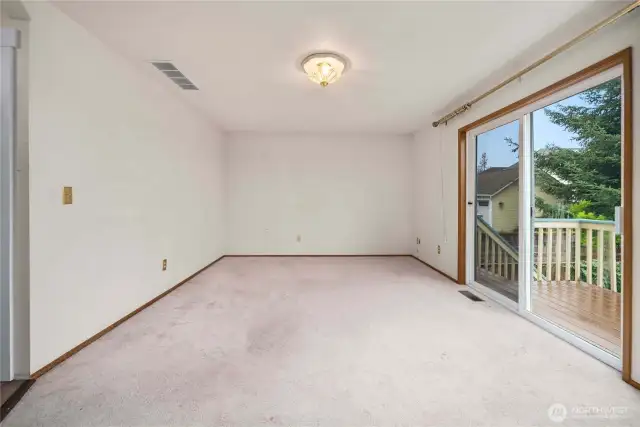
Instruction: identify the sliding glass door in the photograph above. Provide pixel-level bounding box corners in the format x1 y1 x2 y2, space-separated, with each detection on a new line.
466 65 625 367
471 120 521 303
528 76 623 357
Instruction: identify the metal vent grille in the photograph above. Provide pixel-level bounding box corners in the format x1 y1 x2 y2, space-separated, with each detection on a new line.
150 61 198 90
459 290 484 302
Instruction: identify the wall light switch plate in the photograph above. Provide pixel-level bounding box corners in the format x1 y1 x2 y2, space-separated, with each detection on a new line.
63 187 73 205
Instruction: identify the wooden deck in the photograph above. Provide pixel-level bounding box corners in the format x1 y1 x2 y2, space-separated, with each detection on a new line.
476 269 621 355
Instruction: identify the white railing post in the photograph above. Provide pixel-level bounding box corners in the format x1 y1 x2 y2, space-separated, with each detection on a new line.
610 229 617 292
547 228 553 281
575 223 581 284
537 227 543 282
565 228 572 282
510 255 516 280
555 227 562 283
489 240 496 274
503 250 507 279
586 229 593 285
484 231 489 271
597 229 604 288
476 229 481 268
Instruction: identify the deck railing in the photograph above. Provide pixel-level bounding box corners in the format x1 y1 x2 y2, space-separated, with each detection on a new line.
476 217 519 282
535 219 619 292
476 218 620 292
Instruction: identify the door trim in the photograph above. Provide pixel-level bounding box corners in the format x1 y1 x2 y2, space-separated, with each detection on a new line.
457 48 633 384
0 28 20 382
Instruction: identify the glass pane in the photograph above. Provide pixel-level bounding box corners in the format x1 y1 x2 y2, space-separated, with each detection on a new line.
474 120 520 302
530 77 622 356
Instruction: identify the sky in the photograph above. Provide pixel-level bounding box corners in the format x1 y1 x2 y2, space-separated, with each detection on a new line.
476 92 586 169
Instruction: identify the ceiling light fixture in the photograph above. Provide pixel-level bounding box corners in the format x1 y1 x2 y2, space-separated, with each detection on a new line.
301 52 347 87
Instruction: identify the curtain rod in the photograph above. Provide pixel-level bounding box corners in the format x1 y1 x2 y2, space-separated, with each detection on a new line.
432 0 640 128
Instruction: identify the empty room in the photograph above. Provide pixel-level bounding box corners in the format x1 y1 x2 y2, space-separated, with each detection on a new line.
1 0 640 425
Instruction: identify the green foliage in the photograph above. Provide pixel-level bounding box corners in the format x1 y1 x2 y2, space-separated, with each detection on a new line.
533 198 605 221
566 200 606 220
535 79 621 219
535 196 568 218
570 260 621 293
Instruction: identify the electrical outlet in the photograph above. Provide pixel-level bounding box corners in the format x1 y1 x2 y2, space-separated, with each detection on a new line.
437 245 441 255
296 235 301 243
416 237 421 245
162 259 167 271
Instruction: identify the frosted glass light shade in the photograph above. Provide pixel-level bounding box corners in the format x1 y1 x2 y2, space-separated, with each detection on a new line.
302 53 346 87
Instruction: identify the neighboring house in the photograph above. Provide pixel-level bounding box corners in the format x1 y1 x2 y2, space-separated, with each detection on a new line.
477 164 558 234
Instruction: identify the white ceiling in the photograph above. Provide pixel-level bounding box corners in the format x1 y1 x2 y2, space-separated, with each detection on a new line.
54 0 599 133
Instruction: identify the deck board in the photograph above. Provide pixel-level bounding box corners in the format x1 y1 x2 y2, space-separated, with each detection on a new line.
475 269 620 355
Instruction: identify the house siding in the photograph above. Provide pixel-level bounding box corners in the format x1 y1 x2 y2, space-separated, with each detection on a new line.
491 184 560 234
491 183 520 234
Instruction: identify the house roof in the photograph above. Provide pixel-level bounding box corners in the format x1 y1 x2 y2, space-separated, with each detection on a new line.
477 165 518 196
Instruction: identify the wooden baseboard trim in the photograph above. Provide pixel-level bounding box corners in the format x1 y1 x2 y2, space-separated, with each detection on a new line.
411 256 459 284
625 377 640 390
30 255 225 380
225 254 411 257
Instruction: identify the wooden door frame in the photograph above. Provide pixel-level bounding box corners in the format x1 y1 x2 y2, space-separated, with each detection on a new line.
456 48 634 385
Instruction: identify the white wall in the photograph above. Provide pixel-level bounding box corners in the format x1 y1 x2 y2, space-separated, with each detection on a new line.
227 133 412 255
25 1 226 374
411 6 640 381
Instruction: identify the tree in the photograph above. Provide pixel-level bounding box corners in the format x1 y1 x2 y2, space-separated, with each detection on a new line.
566 200 606 221
478 152 488 172
535 79 621 219
504 79 621 219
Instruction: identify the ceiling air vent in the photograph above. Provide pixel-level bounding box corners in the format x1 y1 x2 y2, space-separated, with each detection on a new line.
150 61 198 90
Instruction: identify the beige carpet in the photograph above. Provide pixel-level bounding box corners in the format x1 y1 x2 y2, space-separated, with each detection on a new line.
5 256 639 426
